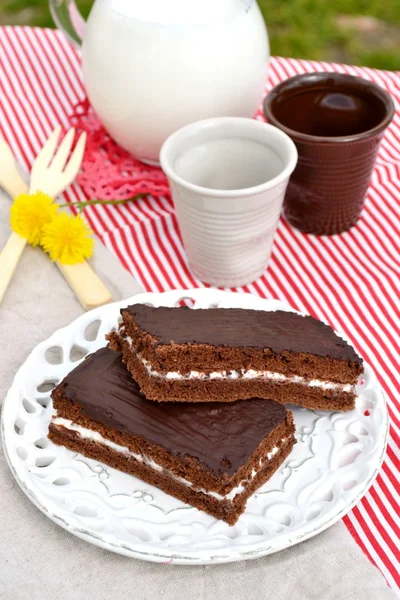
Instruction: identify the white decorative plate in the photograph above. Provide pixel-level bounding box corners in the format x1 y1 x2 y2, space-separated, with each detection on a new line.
1 289 388 564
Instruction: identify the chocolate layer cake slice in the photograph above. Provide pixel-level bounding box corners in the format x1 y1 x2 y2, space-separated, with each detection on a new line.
48 347 295 525
109 305 363 410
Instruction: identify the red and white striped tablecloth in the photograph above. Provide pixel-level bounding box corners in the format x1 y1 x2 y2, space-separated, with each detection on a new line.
1 25 399 590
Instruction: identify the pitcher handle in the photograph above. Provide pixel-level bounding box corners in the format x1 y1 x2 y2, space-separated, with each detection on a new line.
49 0 86 48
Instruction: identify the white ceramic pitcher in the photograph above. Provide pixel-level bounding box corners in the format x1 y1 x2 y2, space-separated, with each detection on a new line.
50 0 270 164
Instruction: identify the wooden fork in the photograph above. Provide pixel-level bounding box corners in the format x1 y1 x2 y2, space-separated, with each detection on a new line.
0 129 113 309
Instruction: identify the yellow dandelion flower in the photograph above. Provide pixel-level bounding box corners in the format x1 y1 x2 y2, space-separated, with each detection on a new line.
41 212 94 265
10 191 58 246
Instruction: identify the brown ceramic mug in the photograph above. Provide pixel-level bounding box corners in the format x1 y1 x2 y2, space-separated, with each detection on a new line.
263 73 395 235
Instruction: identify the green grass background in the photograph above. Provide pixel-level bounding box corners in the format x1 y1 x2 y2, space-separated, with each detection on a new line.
1 0 399 70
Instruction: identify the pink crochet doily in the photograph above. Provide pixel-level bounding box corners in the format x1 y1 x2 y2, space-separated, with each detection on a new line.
67 99 170 200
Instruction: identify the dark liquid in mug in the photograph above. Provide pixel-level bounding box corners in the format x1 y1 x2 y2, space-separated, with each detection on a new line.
272 87 387 137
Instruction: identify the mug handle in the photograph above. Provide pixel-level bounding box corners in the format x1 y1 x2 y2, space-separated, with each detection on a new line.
49 0 86 48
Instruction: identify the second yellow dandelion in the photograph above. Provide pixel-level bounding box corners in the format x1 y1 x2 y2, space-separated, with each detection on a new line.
41 212 94 265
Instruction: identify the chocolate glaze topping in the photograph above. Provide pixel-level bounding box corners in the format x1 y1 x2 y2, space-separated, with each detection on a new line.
124 305 362 362
58 347 287 475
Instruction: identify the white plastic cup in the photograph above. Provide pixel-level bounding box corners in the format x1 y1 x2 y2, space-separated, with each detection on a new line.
160 117 297 287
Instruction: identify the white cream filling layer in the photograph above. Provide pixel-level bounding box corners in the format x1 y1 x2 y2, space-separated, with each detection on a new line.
52 417 287 502
136 355 353 393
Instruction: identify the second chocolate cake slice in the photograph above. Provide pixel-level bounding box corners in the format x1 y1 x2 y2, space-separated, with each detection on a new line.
49 347 295 525
109 304 363 410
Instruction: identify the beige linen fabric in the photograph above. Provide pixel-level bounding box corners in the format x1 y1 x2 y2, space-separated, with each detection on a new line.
0 190 395 600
